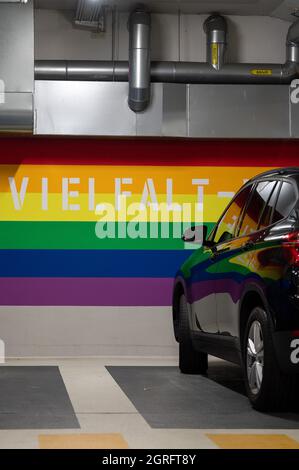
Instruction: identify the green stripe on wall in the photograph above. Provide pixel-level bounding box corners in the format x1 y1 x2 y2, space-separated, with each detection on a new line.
0 222 215 250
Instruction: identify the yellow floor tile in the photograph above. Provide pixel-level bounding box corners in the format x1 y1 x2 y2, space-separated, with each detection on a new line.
207 434 299 449
39 433 129 450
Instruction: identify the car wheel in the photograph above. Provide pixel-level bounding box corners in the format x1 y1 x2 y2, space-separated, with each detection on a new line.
244 306 299 411
178 294 208 375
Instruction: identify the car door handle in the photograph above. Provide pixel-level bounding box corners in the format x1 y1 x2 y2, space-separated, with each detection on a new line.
242 240 255 251
210 246 230 260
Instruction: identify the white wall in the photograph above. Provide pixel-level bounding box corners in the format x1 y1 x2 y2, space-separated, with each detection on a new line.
0 307 177 358
35 9 290 64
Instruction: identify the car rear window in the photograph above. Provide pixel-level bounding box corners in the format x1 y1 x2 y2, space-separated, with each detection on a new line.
238 180 277 237
259 181 280 230
272 181 297 223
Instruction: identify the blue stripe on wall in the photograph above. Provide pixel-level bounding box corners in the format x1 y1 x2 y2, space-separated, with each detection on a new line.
0 250 192 278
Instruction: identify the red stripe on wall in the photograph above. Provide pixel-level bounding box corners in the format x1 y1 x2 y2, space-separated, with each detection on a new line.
0 137 299 166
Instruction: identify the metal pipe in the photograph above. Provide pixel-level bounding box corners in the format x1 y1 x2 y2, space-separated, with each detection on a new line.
152 62 289 83
287 19 299 64
34 18 299 86
204 14 227 70
35 60 128 81
35 60 297 84
128 6 151 112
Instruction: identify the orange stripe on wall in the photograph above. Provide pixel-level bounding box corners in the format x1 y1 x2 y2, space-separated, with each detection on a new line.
0 165 272 194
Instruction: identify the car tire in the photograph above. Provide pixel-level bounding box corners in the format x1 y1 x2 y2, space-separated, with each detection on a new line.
243 306 299 411
178 294 208 375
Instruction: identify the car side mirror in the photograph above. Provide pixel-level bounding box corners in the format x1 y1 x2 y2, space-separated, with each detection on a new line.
182 225 208 245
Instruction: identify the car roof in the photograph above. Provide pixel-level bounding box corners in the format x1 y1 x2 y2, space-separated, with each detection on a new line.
248 167 299 183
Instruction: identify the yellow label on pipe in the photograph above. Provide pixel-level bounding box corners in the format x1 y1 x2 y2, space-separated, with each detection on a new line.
251 69 273 76
212 43 219 66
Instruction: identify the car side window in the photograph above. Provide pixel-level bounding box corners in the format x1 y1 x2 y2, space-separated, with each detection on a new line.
238 180 276 237
272 181 297 223
212 185 252 245
259 182 281 230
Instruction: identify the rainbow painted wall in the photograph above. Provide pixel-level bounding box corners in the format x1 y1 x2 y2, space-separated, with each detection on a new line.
0 138 298 308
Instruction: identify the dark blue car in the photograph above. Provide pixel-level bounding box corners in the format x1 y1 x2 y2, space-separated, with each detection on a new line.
173 168 299 411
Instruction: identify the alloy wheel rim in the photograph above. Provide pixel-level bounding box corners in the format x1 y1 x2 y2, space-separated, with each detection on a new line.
246 320 264 395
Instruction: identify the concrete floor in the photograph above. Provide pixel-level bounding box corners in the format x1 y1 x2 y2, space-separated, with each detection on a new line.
0 357 299 449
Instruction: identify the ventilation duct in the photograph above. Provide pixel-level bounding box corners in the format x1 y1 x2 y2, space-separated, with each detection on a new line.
128 6 151 112
75 0 105 31
35 14 299 112
0 0 33 132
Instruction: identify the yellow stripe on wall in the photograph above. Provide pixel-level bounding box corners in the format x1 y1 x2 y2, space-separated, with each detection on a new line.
0 193 229 221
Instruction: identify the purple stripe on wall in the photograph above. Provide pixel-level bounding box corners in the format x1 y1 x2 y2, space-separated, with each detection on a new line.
0 278 174 306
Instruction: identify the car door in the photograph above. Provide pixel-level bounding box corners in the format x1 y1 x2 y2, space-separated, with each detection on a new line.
187 244 220 334
214 180 279 337
249 180 298 329
191 184 252 334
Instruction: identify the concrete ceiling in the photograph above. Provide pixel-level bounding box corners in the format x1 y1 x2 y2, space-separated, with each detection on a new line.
34 0 299 20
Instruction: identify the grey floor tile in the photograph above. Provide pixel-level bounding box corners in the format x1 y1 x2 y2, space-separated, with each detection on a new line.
0 366 79 429
107 364 299 429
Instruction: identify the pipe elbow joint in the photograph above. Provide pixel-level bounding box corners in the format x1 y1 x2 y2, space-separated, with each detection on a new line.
204 14 227 41
128 6 151 30
286 19 299 64
287 19 299 46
